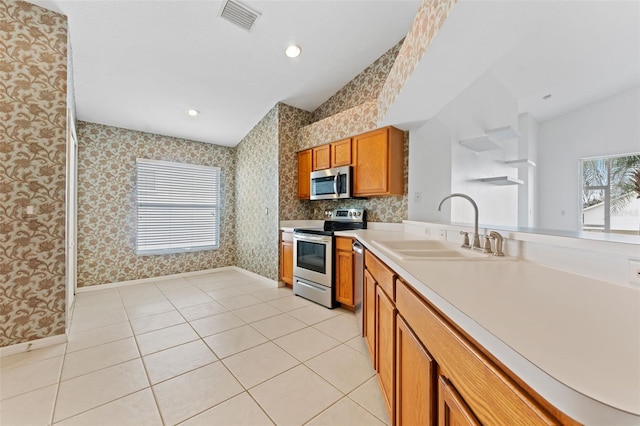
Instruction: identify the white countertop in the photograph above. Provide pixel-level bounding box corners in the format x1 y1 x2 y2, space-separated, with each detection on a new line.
280 220 324 233
338 229 640 425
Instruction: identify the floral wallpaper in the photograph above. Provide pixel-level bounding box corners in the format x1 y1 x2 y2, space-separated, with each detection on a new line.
235 106 280 281
312 41 403 123
377 0 457 122
278 103 313 221
76 122 237 287
0 1 68 347
298 100 379 151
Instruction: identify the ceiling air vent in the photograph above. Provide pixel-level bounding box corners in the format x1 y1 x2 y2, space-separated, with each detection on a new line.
220 0 261 32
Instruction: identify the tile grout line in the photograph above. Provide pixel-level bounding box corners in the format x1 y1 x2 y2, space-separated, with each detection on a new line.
48 274 380 425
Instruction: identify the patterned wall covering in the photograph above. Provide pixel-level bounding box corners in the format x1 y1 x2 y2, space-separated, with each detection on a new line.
298 101 379 151
278 103 313 221
76 122 237 287
235 106 280 281
311 41 403 123
377 0 457 122
0 1 68 347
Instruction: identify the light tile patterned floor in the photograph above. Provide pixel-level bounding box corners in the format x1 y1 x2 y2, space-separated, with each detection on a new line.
0 269 389 425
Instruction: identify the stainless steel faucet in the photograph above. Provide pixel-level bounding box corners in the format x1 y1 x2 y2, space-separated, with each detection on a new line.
437 193 481 250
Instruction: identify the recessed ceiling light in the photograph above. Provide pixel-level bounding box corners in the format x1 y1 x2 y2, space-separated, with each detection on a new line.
186 109 200 117
285 44 301 58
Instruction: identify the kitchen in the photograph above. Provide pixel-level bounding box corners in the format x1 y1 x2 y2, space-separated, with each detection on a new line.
1 0 639 425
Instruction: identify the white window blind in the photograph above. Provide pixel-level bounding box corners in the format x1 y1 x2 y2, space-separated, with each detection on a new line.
136 159 220 255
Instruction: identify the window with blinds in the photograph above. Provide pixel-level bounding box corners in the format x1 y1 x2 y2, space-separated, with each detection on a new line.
136 159 220 255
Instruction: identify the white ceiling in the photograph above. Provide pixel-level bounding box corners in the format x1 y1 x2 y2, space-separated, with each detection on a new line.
28 0 421 146
383 0 640 129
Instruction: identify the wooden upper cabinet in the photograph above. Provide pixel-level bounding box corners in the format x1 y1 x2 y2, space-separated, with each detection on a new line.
353 126 404 197
331 138 352 167
312 145 331 171
297 149 312 199
312 138 353 171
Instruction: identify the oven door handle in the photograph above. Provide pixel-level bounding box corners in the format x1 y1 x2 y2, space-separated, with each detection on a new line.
333 172 339 196
295 235 332 243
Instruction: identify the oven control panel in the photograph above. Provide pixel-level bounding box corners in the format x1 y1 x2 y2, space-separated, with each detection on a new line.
326 208 365 222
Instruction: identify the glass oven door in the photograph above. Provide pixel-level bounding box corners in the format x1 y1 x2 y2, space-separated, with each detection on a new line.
293 233 333 288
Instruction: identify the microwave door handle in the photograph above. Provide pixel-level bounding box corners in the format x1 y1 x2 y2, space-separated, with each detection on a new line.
333 172 339 196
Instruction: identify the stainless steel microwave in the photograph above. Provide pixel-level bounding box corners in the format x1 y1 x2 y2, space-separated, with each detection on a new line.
310 166 352 200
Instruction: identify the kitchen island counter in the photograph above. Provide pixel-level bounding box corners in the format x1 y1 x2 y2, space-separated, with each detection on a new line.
337 228 640 425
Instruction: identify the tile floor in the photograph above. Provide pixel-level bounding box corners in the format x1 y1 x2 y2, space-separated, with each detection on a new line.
0 269 389 425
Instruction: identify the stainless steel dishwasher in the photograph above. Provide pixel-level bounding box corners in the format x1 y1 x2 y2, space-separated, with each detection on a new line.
352 240 364 336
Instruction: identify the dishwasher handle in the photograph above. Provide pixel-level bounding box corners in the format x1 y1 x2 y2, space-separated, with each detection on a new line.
352 241 364 254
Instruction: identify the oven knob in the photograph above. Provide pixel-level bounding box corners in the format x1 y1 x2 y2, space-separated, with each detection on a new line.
356 211 361 217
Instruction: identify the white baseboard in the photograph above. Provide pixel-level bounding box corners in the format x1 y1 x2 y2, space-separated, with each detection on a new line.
228 266 281 288
76 266 279 293
0 333 68 358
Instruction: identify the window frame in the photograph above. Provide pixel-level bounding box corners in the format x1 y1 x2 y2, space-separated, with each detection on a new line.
135 158 221 256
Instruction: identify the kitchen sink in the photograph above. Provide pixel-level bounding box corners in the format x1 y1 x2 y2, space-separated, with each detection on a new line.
371 239 492 261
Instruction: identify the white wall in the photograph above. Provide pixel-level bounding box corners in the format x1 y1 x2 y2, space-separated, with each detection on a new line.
408 118 452 221
409 72 521 228
517 113 538 228
537 85 640 231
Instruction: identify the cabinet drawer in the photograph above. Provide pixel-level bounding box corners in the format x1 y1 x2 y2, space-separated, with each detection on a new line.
281 231 293 243
396 280 558 426
365 251 395 300
335 236 353 251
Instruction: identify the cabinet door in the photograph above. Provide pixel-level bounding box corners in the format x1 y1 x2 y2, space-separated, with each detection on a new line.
396 315 436 426
297 149 312 199
353 126 404 197
353 128 389 195
312 145 331 171
376 285 396 419
363 269 376 367
438 376 481 426
280 238 293 286
331 138 352 167
335 238 354 307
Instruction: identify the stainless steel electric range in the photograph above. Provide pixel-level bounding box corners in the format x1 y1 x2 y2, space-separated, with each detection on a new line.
292 208 366 308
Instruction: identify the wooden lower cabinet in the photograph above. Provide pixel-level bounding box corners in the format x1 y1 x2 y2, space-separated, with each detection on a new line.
396 316 436 426
376 285 396 419
363 269 377 366
360 250 577 426
335 237 354 308
438 376 481 426
279 232 293 287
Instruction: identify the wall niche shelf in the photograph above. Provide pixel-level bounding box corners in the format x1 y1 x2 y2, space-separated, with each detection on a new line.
459 136 501 152
505 159 536 168
478 176 524 186
459 125 520 152
486 125 520 142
